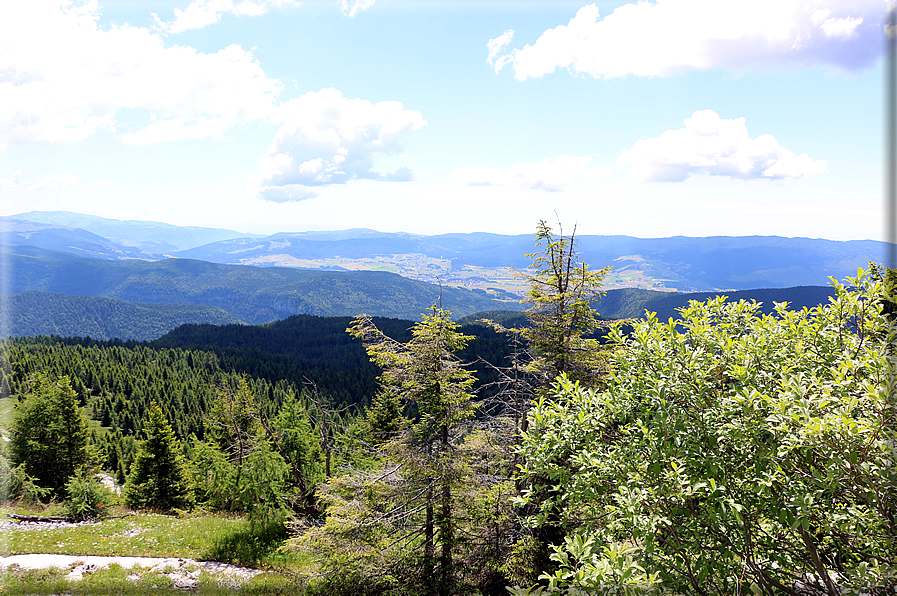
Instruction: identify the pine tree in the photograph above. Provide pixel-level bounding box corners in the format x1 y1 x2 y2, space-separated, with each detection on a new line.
10 374 91 496
124 402 193 511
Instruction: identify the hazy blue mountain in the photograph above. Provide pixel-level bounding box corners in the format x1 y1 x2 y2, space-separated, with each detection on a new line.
0 217 157 260
13 210 256 252
4 291 244 341
2 246 522 323
6 211 887 291
176 231 533 264
178 231 885 291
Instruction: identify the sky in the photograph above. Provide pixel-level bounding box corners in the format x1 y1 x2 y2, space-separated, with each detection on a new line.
0 0 887 240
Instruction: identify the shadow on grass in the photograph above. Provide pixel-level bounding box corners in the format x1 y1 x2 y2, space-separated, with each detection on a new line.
203 515 290 569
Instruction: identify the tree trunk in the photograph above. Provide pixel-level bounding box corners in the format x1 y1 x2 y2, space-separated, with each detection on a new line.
425 484 435 596
438 424 453 596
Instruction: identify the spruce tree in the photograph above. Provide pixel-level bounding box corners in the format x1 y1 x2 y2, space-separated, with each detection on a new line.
10 374 91 496
343 306 477 595
124 403 193 511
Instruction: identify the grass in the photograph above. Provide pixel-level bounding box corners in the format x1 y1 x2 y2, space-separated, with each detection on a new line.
0 507 312 571
0 503 320 594
0 563 311 595
0 397 15 436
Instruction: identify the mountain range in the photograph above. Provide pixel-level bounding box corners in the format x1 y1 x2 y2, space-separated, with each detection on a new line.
0 210 885 341
8 211 887 291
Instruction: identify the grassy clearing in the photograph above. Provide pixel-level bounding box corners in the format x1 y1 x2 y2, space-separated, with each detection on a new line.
0 503 322 594
0 396 15 435
0 505 316 574
0 563 312 595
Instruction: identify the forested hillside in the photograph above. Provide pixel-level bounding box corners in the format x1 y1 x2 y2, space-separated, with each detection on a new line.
6 291 243 340
0 313 512 487
594 284 836 319
1 314 513 432
5 281 835 342
458 285 837 325
4 246 521 323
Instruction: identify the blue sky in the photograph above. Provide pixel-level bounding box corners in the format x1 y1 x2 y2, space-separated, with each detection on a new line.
0 0 885 240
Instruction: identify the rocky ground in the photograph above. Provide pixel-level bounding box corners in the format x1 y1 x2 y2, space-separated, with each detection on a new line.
0 517 263 589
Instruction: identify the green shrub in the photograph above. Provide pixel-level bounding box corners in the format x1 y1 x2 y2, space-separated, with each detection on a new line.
514 268 897 595
64 468 113 521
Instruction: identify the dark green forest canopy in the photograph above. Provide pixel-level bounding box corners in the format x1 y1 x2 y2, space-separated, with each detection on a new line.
1 282 836 443
6 291 242 341
0 315 514 440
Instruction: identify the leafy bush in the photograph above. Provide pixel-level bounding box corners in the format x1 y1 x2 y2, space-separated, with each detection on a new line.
514 269 897 595
64 468 113 521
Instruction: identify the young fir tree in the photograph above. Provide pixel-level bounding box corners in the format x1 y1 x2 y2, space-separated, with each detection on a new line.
193 378 324 516
314 306 476 595
518 220 612 389
10 374 91 497
124 402 193 511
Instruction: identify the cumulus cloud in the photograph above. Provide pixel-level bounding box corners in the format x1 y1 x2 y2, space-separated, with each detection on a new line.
453 155 607 192
255 88 426 202
0 0 281 148
490 0 880 80
618 110 828 182
338 0 374 17
153 0 299 34
0 170 22 188
26 173 81 191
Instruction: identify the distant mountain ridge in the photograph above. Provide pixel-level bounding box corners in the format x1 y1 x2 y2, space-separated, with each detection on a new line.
12 210 257 252
4 210 887 292
1 217 156 260
173 232 886 292
2 246 521 325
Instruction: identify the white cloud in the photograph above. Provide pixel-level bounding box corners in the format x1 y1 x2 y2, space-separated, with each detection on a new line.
453 155 607 192
487 30 514 71
618 109 828 182
490 0 880 80
0 0 281 147
153 0 299 34
256 88 426 202
0 170 22 188
338 0 375 17
27 173 81 191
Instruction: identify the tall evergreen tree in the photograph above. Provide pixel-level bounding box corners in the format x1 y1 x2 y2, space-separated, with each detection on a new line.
348 306 476 595
124 402 193 511
486 221 613 583
10 374 91 496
